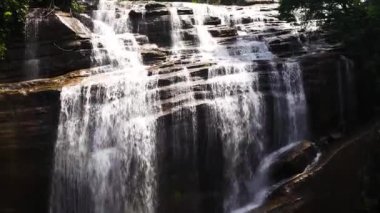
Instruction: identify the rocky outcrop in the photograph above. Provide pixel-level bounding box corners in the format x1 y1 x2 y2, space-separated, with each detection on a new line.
0 1 364 213
0 9 92 83
257 122 380 213
268 141 318 182
300 52 357 138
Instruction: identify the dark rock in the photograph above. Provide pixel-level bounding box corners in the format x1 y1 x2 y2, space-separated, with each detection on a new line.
0 90 60 213
181 19 194 29
203 16 221 25
177 7 193 15
141 45 169 64
145 9 170 17
181 29 199 42
267 34 303 55
129 9 143 19
0 10 92 83
237 0 276 6
208 26 238 37
241 16 253 24
129 14 172 47
145 2 166 11
73 13 94 31
330 132 344 140
268 141 318 182
300 53 357 137
135 34 150 45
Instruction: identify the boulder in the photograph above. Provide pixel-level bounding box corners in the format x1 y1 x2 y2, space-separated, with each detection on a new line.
268 141 318 182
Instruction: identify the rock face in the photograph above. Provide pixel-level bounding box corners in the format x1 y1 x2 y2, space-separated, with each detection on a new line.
300 52 357 137
257 123 380 213
0 8 92 213
0 1 362 213
0 90 60 213
0 9 92 83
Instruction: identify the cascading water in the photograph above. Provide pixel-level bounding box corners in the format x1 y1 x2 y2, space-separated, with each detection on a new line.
169 2 309 211
24 9 42 80
50 1 311 213
50 1 159 213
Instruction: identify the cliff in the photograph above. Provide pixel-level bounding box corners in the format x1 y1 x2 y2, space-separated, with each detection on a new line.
0 1 375 213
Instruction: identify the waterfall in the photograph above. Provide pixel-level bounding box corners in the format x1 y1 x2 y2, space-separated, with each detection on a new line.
24 9 42 80
169 2 309 211
50 1 310 213
50 1 159 213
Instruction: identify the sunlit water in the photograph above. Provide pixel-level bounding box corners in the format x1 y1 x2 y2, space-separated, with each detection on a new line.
50 1 159 213
50 1 310 213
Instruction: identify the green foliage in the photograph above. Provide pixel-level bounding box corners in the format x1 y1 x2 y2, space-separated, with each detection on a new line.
0 1 74 59
279 0 380 110
71 0 85 13
0 0 29 59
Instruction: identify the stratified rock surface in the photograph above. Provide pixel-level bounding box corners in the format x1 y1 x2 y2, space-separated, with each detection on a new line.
0 1 366 213
0 9 92 83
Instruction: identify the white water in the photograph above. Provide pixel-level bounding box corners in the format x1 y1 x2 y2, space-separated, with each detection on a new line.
50 1 310 213
231 142 302 213
169 3 309 212
24 10 42 80
50 1 158 213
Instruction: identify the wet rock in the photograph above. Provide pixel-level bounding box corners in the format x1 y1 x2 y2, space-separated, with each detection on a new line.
299 52 357 137
141 45 169 64
55 12 91 38
268 141 318 182
181 19 194 29
181 29 199 42
267 34 303 55
241 16 253 24
203 16 221 25
73 13 94 31
0 10 92 83
208 26 238 37
129 9 143 19
238 0 276 6
0 90 60 213
129 6 169 19
145 9 170 17
129 13 172 46
135 34 150 45
177 7 193 15
145 2 166 11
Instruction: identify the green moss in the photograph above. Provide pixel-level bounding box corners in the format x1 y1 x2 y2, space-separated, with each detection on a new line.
71 0 85 13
